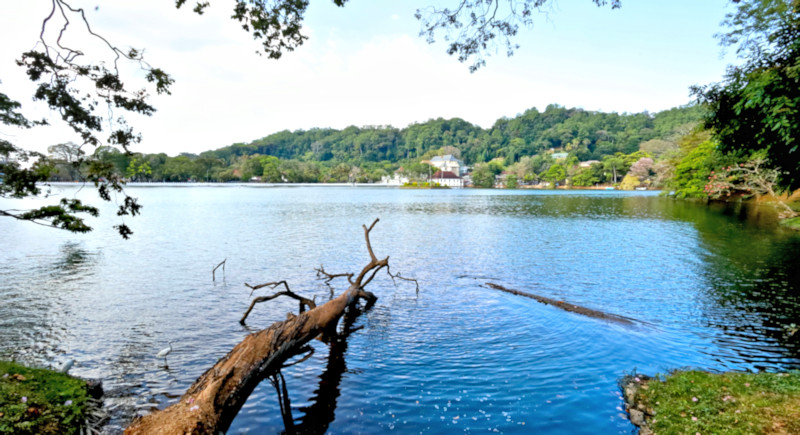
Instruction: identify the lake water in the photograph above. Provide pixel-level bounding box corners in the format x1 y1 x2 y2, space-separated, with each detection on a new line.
1 185 799 434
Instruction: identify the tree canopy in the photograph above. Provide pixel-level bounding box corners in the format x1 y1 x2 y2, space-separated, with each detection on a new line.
693 0 800 190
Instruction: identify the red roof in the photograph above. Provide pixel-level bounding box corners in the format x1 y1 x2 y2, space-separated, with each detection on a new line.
432 171 461 179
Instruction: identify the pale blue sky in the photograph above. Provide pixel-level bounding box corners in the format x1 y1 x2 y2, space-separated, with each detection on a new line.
1 0 736 155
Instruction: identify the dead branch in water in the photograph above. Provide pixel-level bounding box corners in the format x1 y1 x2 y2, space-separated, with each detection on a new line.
241 281 316 324
485 282 637 326
212 259 226 281
314 265 354 285
388 267 420 294
126 218 401 435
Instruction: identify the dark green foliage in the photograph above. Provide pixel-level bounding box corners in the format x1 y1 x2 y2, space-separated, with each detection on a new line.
1 0 177 238
664 136 731 198
67 104 701 186
571 163 604 186
543 163 566 185
194 104 701 170
0 361 91 435
176 0 350 60
693 0 800 190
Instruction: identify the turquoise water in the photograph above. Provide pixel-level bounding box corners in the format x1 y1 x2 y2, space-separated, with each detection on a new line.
1 186 799 433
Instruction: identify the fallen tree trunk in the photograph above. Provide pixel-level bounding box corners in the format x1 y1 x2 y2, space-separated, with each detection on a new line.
485 282 637 325
126 219 390 434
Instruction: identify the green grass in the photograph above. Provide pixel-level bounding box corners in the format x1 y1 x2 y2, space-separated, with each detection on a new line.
631 370 800 434
0 361 90 435
779 216 800 231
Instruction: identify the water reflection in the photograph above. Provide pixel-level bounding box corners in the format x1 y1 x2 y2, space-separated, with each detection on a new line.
687 201 800 370
271 310 361 434
3 187 800 434
0 242 99 364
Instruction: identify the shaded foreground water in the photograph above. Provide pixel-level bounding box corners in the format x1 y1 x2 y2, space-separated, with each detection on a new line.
1 185 799 434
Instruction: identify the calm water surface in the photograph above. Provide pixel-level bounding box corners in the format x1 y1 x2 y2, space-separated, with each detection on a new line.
1 186 799 434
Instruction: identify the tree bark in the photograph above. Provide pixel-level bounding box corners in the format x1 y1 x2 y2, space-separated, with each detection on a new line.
125 220 387 435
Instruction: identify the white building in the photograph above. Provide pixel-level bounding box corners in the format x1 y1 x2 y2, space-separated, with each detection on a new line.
429 155 466 176
431 170 464 188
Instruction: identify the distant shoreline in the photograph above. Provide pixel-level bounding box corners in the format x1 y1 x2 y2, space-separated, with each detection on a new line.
46 181 663 191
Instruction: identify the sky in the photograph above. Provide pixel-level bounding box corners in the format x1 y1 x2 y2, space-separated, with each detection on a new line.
1 0 737 156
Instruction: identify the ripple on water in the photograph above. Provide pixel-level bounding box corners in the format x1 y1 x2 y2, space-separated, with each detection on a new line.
1 186 799 434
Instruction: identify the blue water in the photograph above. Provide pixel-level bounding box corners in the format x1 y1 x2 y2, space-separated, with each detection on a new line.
1 186 799 433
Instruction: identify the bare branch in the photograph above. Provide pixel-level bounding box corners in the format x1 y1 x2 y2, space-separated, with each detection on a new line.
212 258 226 282
362 218 380 262
241 280 316 324
387 267 421 294
360 261 389 289
314 265 353 285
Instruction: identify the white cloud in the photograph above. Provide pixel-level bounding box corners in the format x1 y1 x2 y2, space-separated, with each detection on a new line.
1 0 732 156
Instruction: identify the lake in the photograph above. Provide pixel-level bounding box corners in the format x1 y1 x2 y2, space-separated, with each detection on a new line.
1 185 799 434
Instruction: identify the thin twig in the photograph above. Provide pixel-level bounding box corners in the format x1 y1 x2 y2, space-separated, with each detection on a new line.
212 258 226 282
314 265 354 285
388 267 421 294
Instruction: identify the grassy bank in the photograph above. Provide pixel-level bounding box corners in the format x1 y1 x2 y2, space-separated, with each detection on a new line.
623 370 800 434
0 361 91 435
780 216 800 231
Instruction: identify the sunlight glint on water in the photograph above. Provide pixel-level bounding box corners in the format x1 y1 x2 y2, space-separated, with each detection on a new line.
1 185 799 433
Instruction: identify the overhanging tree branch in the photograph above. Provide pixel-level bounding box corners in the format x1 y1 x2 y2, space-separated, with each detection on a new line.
415 0 620 72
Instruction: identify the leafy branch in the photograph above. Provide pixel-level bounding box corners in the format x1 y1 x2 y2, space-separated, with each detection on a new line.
415 0 620 72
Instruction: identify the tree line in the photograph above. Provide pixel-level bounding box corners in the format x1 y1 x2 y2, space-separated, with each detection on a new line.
43 104 702 185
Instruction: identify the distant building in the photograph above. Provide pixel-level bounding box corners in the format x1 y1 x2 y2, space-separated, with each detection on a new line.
551 152 569 160
579 160 601 168
431 170 464 188
429 155 466 176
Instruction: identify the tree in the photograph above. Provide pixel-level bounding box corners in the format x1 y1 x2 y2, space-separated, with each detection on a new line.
628 157 654 181
602 155 625 184
665 139 725 198
126 158 153 182
639 138 678 157
571 163 603 186
705 152 798 217
505 175 519 188
470 162 496 187
543 163 565 186
47 142 84 181
692 0 800 190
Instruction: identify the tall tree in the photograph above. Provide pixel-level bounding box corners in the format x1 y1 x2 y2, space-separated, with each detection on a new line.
693 0 800 190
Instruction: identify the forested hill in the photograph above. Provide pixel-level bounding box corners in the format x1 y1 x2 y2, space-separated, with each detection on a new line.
65 103 703 183
203 104 703 165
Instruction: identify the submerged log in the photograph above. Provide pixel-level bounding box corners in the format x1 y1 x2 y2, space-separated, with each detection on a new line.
485 282 637 325
126 220 388 434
